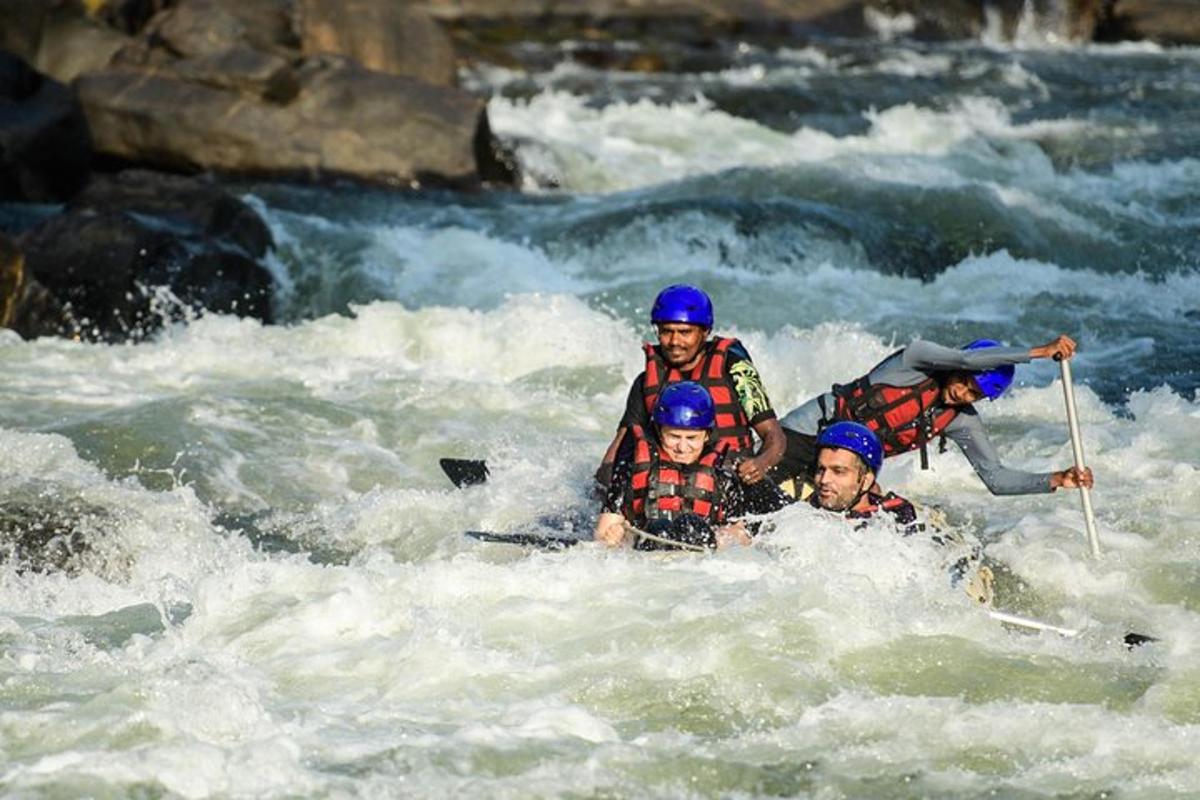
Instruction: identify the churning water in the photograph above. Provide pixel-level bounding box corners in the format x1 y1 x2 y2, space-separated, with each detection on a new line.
2 35 1200 798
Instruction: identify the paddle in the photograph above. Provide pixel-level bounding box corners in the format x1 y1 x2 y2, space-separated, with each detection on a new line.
441 459 1156 645
439 458 489 488
1057 355 1101 557
464 530 579 549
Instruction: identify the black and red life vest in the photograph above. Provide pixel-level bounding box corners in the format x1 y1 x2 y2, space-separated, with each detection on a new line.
641 337 754 454
829 358 959 460
808 487 919 533
621 425 727 526
846 491 916 523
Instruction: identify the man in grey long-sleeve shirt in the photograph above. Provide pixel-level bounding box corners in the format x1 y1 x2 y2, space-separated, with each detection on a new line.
773 335 1094 496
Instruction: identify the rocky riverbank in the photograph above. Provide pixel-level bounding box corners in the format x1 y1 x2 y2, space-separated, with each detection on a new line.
2 0 1197 343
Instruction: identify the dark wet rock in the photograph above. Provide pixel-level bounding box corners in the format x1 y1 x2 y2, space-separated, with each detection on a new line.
0 51 92 202
14 171 274 342
297 0 458 86
0 496 111 576
70 170 274 258
0 0 48 63
0 232 73 339
95 0 171 36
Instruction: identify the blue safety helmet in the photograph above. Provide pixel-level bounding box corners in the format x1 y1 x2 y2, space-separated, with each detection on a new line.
817 421 884 476
650 284 714 329
962 339 1016 400
652 381 715 430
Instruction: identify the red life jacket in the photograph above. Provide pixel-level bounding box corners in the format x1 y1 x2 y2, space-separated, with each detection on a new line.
641 337 755 454
846 490 920 534
847 491 915 521
830 365 959 460
621 425 726 526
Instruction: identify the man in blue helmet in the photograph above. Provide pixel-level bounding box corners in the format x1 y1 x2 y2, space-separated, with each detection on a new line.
772 335 1094 497
596 381 783 550
596 284 787 498
807 421 919 533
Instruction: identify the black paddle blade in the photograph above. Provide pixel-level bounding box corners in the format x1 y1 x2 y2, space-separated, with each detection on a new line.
464 531 580 550
439 458 489 488
1123 632 1158 649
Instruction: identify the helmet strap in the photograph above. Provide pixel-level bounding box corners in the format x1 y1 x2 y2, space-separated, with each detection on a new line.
847 462 875 512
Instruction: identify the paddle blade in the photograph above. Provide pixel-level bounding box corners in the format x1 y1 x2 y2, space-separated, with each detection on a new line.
464 531 579 550
439 458 489 488
1123 632 1158 649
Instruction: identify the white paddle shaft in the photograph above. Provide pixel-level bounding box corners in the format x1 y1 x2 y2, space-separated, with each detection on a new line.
1059 358 1101 557
987 609 1080 637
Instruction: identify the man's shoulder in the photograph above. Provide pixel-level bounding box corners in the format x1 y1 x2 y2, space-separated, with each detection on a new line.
714 336 753 363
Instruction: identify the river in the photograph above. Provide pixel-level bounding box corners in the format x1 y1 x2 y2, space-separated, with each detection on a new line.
2 32 1199 798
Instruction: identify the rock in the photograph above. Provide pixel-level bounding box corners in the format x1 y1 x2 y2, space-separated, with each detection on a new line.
0 490 132 578
162 45 299 103
0 2 132 83
69 169 274 258
1 233 71 341
93 0 170 35
0 51 92 202
0 0 50 63
77 58 508 186
146 0 298 58
297 0 458 86
34 10 132 83
872 0 986 39
1096 0 1200 45
419 0 1169 44
0 496 105 576
15 171 275 342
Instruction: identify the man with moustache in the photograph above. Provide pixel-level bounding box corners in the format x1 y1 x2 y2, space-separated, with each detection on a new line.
807 422 919 532
809 421 995 604
595 284 787 499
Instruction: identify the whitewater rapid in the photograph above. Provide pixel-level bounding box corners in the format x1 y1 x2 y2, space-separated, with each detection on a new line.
3 34 1200 799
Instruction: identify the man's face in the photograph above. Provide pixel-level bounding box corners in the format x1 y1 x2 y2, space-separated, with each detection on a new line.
656 323 708 367
941 372 984 406
814 447 873 512
658 426 708 465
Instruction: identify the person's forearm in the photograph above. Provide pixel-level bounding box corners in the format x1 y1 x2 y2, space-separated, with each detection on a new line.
975 465 1055 496
754 418 786 470
905 340 1031 373
595 428 628 486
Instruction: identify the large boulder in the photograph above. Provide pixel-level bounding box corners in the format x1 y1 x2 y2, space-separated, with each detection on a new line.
67 0 514 186
0 51 92 202
77 57 506 186
297 0 458 86
13 171 275 342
